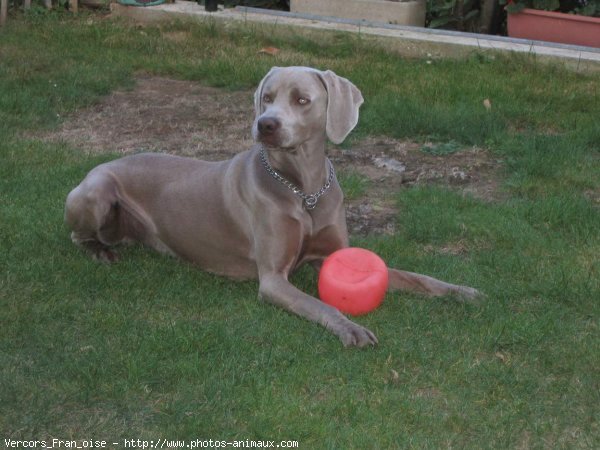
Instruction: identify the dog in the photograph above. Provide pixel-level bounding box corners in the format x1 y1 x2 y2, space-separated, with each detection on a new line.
65 66 480 347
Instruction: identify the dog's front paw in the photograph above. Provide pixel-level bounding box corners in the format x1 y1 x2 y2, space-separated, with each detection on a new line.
335 320 378 348
454 285 486 303
92 248 119 264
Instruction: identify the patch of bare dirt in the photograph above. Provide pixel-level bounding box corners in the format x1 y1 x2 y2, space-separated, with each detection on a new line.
329 137 503 235
43 76 504 235
45 76 255 159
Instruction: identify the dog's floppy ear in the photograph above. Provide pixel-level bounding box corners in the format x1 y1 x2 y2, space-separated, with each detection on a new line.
254 67 280 116
316 69 364 144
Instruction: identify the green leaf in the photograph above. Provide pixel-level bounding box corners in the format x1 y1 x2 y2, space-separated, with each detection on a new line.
463 9 480 21
429 17 457 28
506 3 526 14
532 0 560 11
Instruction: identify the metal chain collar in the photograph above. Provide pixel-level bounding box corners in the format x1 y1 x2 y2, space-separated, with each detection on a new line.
259 147 335 210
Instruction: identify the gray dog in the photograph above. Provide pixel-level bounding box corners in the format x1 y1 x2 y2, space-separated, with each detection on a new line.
65 66 480 347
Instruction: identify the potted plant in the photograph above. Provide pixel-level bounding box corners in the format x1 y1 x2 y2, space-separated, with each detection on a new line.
502 0 600 47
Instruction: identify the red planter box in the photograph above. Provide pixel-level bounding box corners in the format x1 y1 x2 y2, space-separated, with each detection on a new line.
507 8 600 48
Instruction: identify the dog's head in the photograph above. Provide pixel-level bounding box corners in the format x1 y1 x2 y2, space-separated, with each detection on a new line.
252 66 364 149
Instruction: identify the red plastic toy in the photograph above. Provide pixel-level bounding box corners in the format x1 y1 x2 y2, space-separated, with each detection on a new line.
318 247 389 316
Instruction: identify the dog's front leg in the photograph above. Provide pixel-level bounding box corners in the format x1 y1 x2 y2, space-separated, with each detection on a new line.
258 273 378 347
311 259 481 302
387 268 482 302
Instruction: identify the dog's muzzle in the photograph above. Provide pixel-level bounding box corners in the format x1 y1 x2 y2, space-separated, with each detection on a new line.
256 116 283 146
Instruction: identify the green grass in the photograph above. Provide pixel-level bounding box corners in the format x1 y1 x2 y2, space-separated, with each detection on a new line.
337 171 370 200
1 11 599 448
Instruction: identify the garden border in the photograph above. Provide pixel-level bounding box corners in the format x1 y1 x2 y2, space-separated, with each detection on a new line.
109 1 600 72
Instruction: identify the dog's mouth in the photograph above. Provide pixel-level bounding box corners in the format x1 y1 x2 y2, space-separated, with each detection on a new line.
257 133 281 148
259 140 298 153
256 130 296 150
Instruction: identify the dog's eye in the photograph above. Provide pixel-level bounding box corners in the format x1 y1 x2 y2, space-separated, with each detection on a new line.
298 97 310 105
262 94 273 104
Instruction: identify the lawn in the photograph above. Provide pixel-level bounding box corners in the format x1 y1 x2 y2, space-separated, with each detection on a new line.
1 10 599 449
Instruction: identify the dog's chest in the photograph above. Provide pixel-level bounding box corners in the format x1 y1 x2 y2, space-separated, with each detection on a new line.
297 211 347 264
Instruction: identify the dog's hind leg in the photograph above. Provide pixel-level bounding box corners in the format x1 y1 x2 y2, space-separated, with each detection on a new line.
64 170 125 263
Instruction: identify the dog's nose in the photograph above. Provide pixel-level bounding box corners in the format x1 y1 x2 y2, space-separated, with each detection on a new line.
257 117 281 135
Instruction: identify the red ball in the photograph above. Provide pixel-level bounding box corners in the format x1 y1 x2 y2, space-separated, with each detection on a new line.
318 247 389 316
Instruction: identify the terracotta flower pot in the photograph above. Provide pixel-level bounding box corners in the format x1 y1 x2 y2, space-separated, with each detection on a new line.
507 8 600 48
